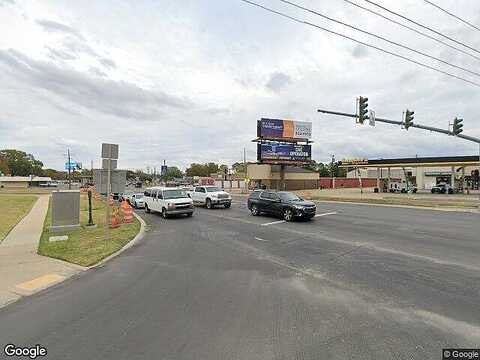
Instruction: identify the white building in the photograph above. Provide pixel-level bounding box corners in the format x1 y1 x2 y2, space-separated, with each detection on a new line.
343 156 479 191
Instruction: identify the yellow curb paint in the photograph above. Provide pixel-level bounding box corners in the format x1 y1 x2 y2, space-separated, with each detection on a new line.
16 274 65 292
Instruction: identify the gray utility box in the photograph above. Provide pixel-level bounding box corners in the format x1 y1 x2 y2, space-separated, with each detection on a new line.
50 190 81 232
94 169 126 195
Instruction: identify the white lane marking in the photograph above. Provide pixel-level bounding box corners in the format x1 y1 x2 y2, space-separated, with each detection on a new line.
255 237 269 242
261 220 286 226
314 211 338 218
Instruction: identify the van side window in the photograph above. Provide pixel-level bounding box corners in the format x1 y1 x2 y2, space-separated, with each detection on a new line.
195 187 203 192
158 191 163 200
144 190 150 197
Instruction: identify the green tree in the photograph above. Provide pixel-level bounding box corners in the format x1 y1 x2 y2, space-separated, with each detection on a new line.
205 162 219 175
163 166 183 181
0 149 43 176
0 155 9 175
42 168 67 180
232 162 246 174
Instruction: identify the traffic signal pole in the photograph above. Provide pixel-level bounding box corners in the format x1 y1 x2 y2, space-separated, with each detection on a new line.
317 107 480 210
317 109 480 144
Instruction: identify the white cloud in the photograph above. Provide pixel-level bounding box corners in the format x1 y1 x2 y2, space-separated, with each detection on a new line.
0 0 479 170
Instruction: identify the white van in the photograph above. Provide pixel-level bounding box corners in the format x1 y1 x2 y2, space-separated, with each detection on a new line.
144 187 194 218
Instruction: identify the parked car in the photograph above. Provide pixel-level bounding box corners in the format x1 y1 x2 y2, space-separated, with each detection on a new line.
130 193 145 208
143 187 194 218
388 180 417 193
190 185 232 209
247 190 316 221
39 181 58 187
431 183 454 194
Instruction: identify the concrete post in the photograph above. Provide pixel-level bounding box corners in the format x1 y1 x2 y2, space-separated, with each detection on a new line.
451 166 455 189
376 167 380 190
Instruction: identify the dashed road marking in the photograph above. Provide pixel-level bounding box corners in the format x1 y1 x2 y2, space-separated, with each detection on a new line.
255 237 269 242
261 220 286 226
315 211 338 218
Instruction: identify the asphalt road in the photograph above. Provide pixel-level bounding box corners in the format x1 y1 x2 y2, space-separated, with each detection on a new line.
1 200 479 359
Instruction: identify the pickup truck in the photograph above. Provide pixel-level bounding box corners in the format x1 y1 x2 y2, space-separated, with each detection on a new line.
190 186 232 209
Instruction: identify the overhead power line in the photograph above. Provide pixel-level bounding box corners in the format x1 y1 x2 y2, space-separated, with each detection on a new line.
238 0 480 88
340 0 480 62
277 0 480 78
362 0 480 55
423 0 480 33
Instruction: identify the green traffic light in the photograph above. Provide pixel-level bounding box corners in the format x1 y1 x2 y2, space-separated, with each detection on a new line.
404 109 414 130
358 96 369 124
453 117 463 135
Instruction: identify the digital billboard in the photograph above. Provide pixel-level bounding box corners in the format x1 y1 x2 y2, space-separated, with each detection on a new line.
258 118 312 140
257 143 312 163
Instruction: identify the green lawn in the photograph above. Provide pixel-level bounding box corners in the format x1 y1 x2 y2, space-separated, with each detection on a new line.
38 194 141 267
0 195 38 242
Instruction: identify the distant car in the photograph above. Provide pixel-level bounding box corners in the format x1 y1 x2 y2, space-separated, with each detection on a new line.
247 190 316 221
190 186 232 209
39 181 58 187
135 182 142 188
431 183 454 194
130 193 145 208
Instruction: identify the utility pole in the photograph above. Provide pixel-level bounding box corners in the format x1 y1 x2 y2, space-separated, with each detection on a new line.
67 148 71 190
243 148 247 194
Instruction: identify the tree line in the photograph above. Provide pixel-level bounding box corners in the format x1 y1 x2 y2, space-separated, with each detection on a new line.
0 149 346 180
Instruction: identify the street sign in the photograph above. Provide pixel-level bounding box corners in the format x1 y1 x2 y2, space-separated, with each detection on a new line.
161 165 168 176
65 162 82 170
101 143 119 159
369 110 376 127
102 159 117 170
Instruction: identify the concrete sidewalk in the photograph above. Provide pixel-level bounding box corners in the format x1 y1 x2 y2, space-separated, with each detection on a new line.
0 195 84 308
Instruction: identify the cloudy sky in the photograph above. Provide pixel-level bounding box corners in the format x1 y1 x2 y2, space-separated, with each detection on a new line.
1 0 479 171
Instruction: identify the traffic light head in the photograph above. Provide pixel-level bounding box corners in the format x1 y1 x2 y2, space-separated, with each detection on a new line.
453 117 463 135
358 96 369 124
404 109 414 130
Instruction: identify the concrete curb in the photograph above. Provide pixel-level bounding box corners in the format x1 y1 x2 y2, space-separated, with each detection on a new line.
314 199 479 213
86 211 147 269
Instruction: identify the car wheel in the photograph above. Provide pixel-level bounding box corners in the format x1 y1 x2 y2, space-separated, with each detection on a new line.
224 203 231 209
284 208 294 222
133 201 137 209
250 204 259 216
145 204 151 213
162 208 168 219
206 198 212 209
431 189 435 193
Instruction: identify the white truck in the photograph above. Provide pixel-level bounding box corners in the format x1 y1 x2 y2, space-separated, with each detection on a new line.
190 186 232 209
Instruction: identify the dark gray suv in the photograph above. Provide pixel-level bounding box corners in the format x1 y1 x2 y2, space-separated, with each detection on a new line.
247 190 316 221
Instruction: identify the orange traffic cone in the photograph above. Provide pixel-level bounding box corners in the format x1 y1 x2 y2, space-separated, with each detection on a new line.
110 205 121 229
121 200 134 224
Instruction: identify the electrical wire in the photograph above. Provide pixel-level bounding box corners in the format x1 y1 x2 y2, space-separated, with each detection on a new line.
277 0 480 78
362 0 480 55
238 0 480 88
340 0 480 62
423 0 480 33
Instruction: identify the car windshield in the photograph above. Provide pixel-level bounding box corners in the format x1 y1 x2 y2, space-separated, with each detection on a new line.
134 194 143 199
279 192 302 202
205 187 221 192
163 190 187 199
